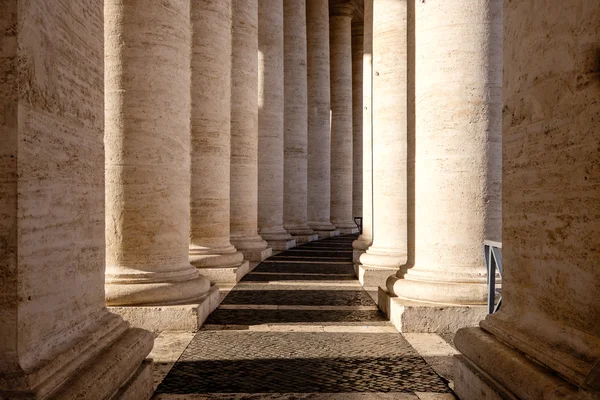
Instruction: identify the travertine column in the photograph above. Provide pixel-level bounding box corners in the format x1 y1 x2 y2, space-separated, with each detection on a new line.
105 0 215 318
306 0 338 236
258 0 296 250
230 0 272 262
351 22 364 223
358 0 408 287
455 1 600 399
385 0 501 329
283 0 318 243
0 1 153 397
190 0 248 283
329 2 358 234
352 0 374 262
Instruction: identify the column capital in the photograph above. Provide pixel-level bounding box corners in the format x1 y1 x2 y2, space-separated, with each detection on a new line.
329 1 354 17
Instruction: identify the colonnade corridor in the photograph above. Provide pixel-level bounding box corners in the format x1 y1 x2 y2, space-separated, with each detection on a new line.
151 235 455 399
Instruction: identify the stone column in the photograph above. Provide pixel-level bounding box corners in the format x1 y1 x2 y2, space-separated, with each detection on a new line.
381 0 501 333
283 0 318 244
306 0 339 237
352 0 374 262
351 21 363 226
105 0 218 331
454 1 600 399
329 2 358 234
189 0 249 284
0 1 153 397
357 0 408 288
258 0 296 251
230 0 272 262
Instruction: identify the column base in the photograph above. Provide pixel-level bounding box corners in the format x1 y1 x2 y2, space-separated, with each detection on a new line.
196 260 251 284
378 287 487 334
338 227 359 234
454 328 594 400
0 319 154 400
266 238 297 251
239 247 273 262
352 236 371 262
314 230 340 238
357 265 397 287
109 285 220 332
292 234 319 244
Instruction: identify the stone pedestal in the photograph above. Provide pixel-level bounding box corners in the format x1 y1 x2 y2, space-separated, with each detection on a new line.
352 0 374 264
454 1 600 399
329 2 357 234
293 234 320 244
358 0 408 289
104 0 215 331
385 0 502 329
306 0 337 235
0 2 152 398
189 0 247 285
258 0 296 252
230 0 272 262
283 0 317 241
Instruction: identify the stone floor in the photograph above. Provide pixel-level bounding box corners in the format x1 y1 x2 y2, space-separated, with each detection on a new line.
152 235 457 400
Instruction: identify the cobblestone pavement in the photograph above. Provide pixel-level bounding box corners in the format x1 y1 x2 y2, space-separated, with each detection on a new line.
154 235 455 399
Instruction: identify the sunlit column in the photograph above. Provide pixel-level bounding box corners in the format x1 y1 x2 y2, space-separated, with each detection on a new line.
230 0 272 262
258 0 296 250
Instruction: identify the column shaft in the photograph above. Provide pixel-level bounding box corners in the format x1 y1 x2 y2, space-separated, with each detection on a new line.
358 0 408 287
258 0 296 250
351 22 364 222
230 1 271 262
105 0 211 307
306 0 338 235
190 0 246 281
329 3 357 233
283 0 316 241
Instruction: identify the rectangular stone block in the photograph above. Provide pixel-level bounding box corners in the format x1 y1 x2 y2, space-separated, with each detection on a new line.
239 247 273 262
454 355 516 400
292 234 319 244
357 265 396 288
338 227 359 234
267 239 296 251
197 261 250 284
314 230 341 238
110 285 220 332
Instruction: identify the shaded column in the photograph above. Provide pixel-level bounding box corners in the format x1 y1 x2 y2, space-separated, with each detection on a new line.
329 2 358 234
455 1 600 398
0 1 153 397
258 0 296 251
230 0 272 262
189 0 248 283
384 0 502 331
351 21 364 225
283 0 318 243
358 0 408 288
306 0 338 237
105 0 217 328
352 0 374 261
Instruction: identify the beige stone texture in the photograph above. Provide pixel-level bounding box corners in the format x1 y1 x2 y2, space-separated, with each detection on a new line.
306 0 337 234
283 0 316 237
455 1 600 398
352 0 374 259
0 2 152 397
391 0 502 306
358 0 408 287
230 0 271 257
258 0 295 250
329 2 357 234
189 0 246 279
104 0 213 309
293 234 320 244
351 22 364 221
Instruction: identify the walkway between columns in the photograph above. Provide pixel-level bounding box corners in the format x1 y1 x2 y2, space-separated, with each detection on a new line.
152 236 455 399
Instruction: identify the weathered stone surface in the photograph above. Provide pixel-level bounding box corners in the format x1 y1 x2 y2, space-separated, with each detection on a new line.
351 22 364 221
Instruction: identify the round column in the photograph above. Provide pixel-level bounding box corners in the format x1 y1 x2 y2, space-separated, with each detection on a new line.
329 3 357 234
359 0 408 281
351 22 363 223
189 0 244 271
105 0 210 306
257 0 293 245
306 0 337 234
230 1 270 258
352 0 373 256
390 0 502 304
283 0 315 237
